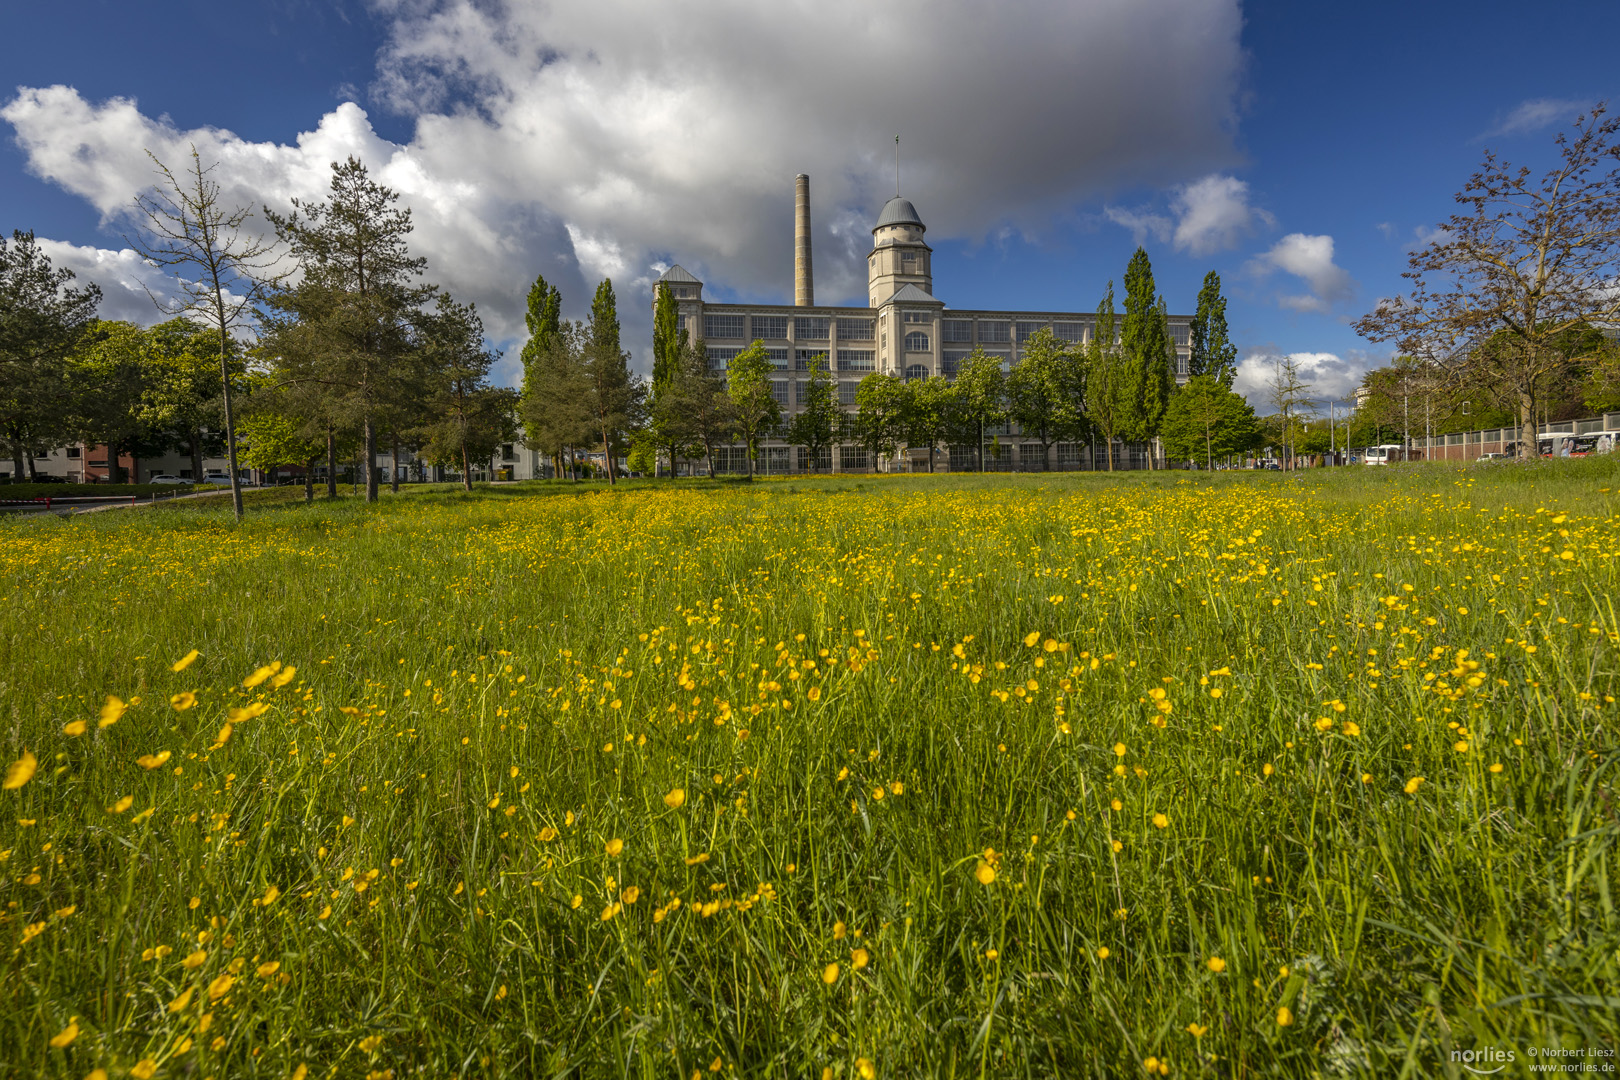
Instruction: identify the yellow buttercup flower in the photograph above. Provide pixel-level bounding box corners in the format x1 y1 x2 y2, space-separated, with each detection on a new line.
183 950 208 969
171 691 197 712
169 987 194 1012
1023 631 1041 647
99 696 127 728
3 751 37 790
242 663 278 688
256 961 281 978
270 666 298 689
821 962 839 984
62 720 87 737
49 1019 78 1047
1404 777 1425 795
1207 957 1225 973
605 838 624 856
137 750 172 770
974 862 996 885
171 649 200 672
663 788 686 808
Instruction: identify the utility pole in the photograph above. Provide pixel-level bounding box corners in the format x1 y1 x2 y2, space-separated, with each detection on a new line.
1330 400 1336 465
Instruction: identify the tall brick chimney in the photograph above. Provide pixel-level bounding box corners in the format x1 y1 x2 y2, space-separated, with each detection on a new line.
794 173 814 307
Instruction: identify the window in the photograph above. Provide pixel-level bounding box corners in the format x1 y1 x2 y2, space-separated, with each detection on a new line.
1016 321 1046 343
66 446 81 459
796 349 829 371
836 318 874 340
795 316 830 340
1176 353 1189 377
1169 322 1191 346
943 320 972 343
707 346 741 369
705 314 744 339
903 331 930 352
839 382 860 405
765 347 791 370
501 444 517 461
837 349 875 372
752 315 788 340
672 287 693 299
943 351 972 377
1052 322 1086 344
34 449 51 459
902 310 931 323
839 446 869 471
771 381 789 407
904 363 928 382
978 321 1009 343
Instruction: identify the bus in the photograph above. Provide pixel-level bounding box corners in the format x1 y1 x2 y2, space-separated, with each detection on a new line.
1362 444 1405 465
1539 433 1619 457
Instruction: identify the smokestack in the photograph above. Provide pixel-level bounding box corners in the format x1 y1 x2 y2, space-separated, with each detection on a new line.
794 173 814 307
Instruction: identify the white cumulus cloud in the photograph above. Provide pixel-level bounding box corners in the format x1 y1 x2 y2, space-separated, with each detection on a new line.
1105 173 1271 256
1484 97 1594 138
1249 233 1355 313
4 0 1245 375
1234 348 1379 411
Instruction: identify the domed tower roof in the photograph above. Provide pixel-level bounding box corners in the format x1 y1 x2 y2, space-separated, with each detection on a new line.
873 196 925 232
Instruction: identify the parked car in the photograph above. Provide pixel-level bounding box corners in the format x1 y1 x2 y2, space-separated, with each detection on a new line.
148 474 188 485
1475 453 1510 462
199 474 232 486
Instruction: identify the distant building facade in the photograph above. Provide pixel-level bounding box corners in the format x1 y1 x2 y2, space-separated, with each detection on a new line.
654 174 1194 472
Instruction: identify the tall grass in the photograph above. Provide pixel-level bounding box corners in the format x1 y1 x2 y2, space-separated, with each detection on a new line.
1 461 1616 1077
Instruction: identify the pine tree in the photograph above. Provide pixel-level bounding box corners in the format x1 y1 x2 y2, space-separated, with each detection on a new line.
263 157 432 504
1190 271 1237 387
416 293 517 491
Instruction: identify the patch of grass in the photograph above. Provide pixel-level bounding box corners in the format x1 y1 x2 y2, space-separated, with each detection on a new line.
1 461 1616 1076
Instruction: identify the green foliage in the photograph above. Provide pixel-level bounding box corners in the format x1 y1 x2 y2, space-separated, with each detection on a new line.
582 280 643 484
785 354 838 472
1084 283 1131 470
651 282 686 394
853 372 907 466
1160 374 1262 467
952 348 1006 471
1004 328 1084 469
725 340 781 480
415 294 518 491
0 230 102 479
1190 270 1237 387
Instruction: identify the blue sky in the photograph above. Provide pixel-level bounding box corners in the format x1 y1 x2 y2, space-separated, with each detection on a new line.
3 0 1616 407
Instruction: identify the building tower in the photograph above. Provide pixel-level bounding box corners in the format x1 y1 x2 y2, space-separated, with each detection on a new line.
867 196 932 307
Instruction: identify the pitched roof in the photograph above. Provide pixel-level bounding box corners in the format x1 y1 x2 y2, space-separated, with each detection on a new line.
658 264 701 283
888 283 942 304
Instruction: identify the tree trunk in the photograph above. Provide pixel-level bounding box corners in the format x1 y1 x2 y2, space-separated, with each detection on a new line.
1106 435 1115 472
747 436 756 481
303 457 314 504
326 426 338 498
928 444 935 473
1519 389 1536 461
190 430 204 484
461 441 473 492
10 439 22 483
217 329 244 521
603 427 616 485
390 432 401 494
978 418 985 472
364 417 378 503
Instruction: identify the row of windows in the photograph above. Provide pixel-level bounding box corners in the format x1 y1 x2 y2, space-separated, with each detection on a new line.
704 314 877 341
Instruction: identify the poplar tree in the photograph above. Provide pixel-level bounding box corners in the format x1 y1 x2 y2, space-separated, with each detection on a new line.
1189 270 1237 386
582 278 642 484
1084 283 1130 470
1121 249 1173 467
651 282 685 392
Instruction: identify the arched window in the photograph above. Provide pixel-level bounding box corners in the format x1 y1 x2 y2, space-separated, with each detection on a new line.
905 363 927 382
904 331 930 352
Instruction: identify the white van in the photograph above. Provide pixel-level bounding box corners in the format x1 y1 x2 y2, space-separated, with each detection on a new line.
1363 444 1405 465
